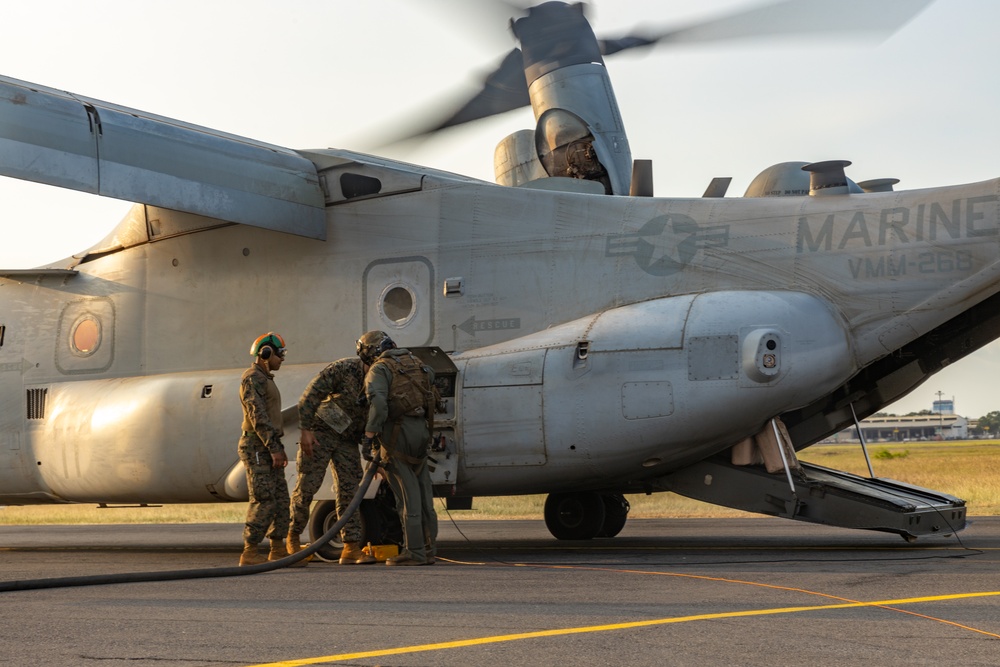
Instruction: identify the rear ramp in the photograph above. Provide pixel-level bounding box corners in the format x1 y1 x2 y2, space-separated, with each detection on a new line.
660 458 967 540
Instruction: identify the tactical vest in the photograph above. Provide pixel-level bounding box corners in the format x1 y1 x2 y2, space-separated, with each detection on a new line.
372 353 439 458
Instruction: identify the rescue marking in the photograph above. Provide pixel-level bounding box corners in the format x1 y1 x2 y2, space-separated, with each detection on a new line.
457 315 521 337
245 589 1000 667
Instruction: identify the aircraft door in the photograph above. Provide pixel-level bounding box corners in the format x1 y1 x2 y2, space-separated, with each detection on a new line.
460 348 547 468
363 257 433 346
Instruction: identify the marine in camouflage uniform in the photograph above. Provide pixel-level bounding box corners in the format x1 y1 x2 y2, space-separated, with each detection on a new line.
359 331 438 566
238 331 293 567
289 356 374 564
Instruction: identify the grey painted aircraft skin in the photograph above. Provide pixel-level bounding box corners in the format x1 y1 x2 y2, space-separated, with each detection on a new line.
2 166 992 493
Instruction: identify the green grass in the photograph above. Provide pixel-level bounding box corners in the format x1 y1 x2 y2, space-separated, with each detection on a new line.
873 448 909 460
3 440 998 524
0 493 749 524
797 440 1000 515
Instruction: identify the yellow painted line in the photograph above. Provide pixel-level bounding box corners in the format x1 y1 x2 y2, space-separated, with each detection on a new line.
245 590 1000 667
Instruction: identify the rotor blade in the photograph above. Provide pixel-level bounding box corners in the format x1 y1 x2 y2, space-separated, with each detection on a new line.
377 48 530 145
600 0 934 56
426 0 528 52
375 0 933 145
432 49 530 131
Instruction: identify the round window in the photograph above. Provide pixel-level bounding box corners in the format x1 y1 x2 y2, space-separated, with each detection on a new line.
381 285 415 326
71 317 101 356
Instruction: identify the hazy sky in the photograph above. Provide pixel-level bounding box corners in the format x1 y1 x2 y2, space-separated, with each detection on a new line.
3 0 1000 417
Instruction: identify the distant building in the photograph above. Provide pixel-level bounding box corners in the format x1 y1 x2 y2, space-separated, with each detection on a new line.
833 413 968 442
933 399 955 414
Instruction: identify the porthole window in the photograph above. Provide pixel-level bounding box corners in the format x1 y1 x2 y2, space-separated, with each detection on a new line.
71 317 101 356
57 299 114 373
381 285 415 326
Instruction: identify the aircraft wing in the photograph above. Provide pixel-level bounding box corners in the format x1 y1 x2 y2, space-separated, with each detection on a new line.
0 75 326 239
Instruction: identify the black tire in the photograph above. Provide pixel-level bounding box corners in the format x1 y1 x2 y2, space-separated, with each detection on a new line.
307 499 349 562
543 492 606 540
362 482 404 548
597 493 630 538
307 485 404 562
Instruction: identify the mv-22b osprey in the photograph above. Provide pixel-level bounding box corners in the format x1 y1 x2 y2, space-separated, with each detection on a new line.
0 1 978 550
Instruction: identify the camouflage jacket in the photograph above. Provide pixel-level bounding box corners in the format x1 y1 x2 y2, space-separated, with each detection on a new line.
240 364 284 453
298 357 367 443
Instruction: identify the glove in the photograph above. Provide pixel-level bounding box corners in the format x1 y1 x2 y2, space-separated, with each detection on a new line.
362 436 378 463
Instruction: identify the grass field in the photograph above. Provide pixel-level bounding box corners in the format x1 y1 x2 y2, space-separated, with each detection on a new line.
2 440 998 524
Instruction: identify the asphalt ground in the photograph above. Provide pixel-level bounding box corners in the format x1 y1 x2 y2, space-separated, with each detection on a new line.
1 516 998 666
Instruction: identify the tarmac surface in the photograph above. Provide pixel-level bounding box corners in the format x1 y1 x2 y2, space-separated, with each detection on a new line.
1 516 999 667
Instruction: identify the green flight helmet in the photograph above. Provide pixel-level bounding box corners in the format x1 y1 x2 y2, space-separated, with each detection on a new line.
356 330 395 365
250 331 287 360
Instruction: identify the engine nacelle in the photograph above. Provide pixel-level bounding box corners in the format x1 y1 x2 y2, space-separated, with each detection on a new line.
494 129 549 189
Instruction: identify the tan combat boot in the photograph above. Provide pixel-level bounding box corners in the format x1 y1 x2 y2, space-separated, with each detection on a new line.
339 542 376 565
239 543 266 567
286 534 314 563
270 539 308 567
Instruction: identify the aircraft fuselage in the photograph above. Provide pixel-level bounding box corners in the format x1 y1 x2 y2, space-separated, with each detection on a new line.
1 153 997 505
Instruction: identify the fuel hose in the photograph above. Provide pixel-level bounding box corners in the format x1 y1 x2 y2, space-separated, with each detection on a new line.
0 461 380 593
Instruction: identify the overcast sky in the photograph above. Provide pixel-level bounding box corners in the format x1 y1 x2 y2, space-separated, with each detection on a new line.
3 0 999 417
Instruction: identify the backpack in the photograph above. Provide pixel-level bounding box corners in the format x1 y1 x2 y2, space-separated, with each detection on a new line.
378 353 437 420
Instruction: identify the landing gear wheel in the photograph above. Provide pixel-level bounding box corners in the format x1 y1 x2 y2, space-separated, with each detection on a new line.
307 499 379 562
544 492 606 540
363 483 404 548
597 493 630 538
307 482 404 562
307 500 349 562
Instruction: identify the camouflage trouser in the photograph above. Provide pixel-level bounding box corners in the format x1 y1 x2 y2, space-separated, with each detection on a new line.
239 435 290 545
289 429 364 543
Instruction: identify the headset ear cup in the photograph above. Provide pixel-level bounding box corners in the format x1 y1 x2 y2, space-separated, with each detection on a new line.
260 346 272 360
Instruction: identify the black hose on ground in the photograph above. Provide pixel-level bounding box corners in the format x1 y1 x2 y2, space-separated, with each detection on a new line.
0 461 381 593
